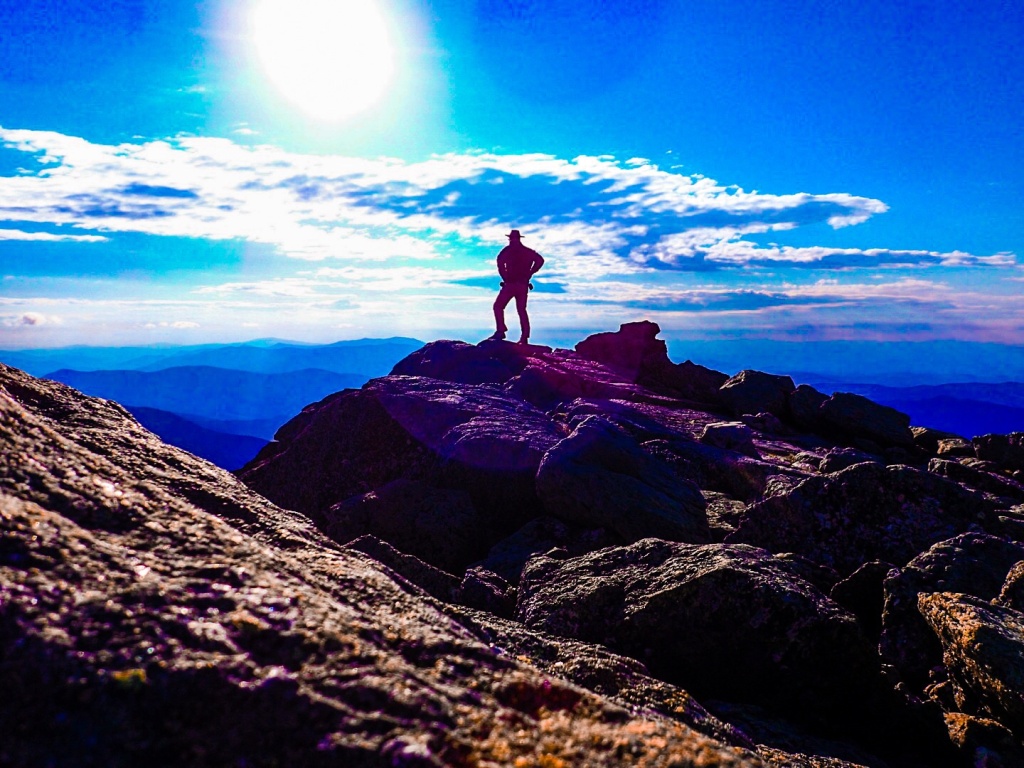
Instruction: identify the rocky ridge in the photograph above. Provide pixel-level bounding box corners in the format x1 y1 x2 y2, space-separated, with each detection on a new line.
4 321 1024 766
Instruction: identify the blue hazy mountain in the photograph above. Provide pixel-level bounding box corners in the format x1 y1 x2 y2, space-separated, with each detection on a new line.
45 367 368 423
0 337 423 378
796 380 1024 438
126 406 268 471
169 413 293 441
665 339 1024 386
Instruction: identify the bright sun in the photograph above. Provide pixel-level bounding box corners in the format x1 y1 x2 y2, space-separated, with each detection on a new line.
252 0 395 121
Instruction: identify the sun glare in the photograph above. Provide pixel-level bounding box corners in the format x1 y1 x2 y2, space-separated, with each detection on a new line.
252 0 395 122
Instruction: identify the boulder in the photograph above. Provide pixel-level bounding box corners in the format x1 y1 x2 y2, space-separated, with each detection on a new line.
0 363 760 768
574 320 670 382
516 539 878 723
344 534 460 602
942 712 1024 768
455 567 517 618
728 462 999 577
739 411 787 435
502 355 640 410
829 561 895 640
535 416 711 544
928 458 1024 502
699 421 758 457
241 375 562 532
645 437 794 503
655 359 729 405
819 447 879 474
389 338 530 384
974 433 1024 472
879 533 1024 691
919 592 1024 736
719 370 795 419
936 438 975 458
911 426 965 454
819 392 914 448
997 559 1024 610
787 384 828 429
321 479 485 573
475 516 618 583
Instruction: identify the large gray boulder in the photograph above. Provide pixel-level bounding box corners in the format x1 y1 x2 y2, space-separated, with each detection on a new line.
719 370 795 419
0 362 759 767
819 392 915 448
241 374 563 535
974 432 1024 472
728 462 999 578
879 533 1024 691
321 479 485 573
919 592 1024 737
516 539 878 723
535 416 711 544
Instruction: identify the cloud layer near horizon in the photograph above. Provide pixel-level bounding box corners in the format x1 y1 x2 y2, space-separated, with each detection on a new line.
1 126 1020 346
1 126 1013 274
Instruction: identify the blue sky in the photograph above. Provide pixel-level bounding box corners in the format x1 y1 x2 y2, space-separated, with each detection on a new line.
0 0 1021 351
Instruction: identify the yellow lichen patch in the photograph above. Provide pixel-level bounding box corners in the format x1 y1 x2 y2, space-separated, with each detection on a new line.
111 668 147 690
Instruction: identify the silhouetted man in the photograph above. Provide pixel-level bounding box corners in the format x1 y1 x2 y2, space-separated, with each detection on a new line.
489 229 544 344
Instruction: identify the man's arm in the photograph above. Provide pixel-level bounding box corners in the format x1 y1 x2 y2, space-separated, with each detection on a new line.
497 247 510 280
530 250 545 275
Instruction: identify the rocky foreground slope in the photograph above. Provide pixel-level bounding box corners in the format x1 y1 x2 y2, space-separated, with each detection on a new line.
4 322 1024 766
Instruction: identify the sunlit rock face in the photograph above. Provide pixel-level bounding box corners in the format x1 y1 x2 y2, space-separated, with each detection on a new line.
9 320 1024 766
0 361 759 768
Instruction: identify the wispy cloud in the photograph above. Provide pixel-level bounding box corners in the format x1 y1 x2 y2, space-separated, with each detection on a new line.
0 228 108 243
2 126 1011 273
1 311 62 327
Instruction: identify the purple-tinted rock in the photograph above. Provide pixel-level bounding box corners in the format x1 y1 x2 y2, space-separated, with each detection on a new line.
456 567 517 618
788 384 828 429
727 462 999 577
3 362 761 767
536 416 711 544
879 533 1024 691
919 592 1024 737
475 516 618 583
974 433 1024 472
928 458 1024 502
699 421 759 458
502 355 640 410
345 534 460 602
389 338 530 384
321 479 485 573
574 320 669 381
830 561 895 640
719 370 795 419
819 447 879 474
241 375 562 532
516 539 878 722
820 392 914 448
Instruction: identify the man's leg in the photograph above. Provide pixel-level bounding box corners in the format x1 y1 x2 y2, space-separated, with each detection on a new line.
514 284 530 343
491 284 515 339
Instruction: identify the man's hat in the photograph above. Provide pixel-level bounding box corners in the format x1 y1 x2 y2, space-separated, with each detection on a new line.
507 229 522 239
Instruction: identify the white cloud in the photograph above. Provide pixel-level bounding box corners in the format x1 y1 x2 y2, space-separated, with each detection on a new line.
142 321 200 329
1 312 62 327
2 126 1006 275
0 228 107 243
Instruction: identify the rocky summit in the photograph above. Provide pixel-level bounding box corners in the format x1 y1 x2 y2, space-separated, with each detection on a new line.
4 322 1024 767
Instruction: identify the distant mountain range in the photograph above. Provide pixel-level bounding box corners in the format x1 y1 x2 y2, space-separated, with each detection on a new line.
797 379 1024 438
0 337 424 378
0 338 425 470
125 406 268 471
46 366 368 424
